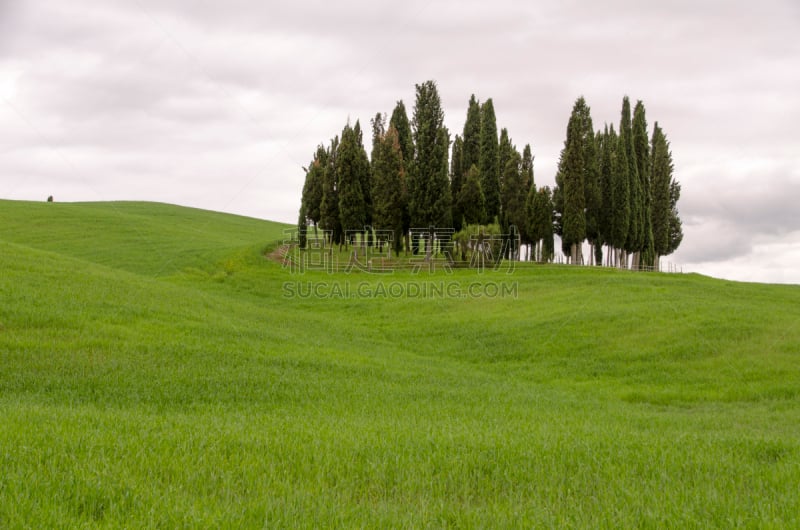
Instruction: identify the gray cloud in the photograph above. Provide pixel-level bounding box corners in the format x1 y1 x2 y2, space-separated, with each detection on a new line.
1 0 799 283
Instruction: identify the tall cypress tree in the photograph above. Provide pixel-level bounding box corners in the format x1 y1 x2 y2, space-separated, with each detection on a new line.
525 178 537 260
561 103 586 263
501 150 525 259
462 95 482 182
598 125 614 259
450 134 465 231
319 136 342 245
633 101 655 268
541 186 555 263
389 100 413 248
353 120 372 232
371 125 406 255
610 125 630 266
337 123 367 245
527 185 554 263
578 107 600 265
300 144 326 234
650 122 672 264
433 126 453 228
479 98 500 223
667 179 684 255
409 80 451 230
520 144 535 246
620 96 641 259
555 97 596 264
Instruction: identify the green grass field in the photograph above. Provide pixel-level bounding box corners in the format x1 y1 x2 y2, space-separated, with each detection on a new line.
1 199 799 528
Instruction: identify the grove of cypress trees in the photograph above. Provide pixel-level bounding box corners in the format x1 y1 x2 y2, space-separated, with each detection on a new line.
302 83 681 269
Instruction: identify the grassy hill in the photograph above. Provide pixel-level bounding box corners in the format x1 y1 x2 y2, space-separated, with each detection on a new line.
1 199 799 527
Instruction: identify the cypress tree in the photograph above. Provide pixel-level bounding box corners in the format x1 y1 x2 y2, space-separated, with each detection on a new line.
578 106 600 265
520 144 535 247
650 122 673 264
620 96 641 259
300 145 326 233
541 186 555 263
542 186 556 263
667 178 683 255
479 98 500 223
450 135 465 231
409 80 451 230
501 151 526 259
525 179 537 261
389 100 413 250
610 125 630 266
337 123 367 245
458 165 486 226
552 153 565 242
353 120 372 233
432 126 453 229
462 95 482 182
633 100 654 268
558 97 593 264
527 186 554 262
320 137 343 245
562 114 586 263
371 125 406 255
599 125 615 261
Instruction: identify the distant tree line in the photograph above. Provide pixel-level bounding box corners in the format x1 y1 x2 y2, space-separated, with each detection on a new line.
299 80 682 268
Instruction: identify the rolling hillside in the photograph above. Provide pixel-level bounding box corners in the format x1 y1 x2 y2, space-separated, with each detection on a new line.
1 199 799 527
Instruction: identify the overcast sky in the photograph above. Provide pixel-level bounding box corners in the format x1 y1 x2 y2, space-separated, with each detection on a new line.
2 0 799 284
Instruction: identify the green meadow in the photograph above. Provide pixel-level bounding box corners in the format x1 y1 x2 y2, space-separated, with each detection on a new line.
1 199 799 528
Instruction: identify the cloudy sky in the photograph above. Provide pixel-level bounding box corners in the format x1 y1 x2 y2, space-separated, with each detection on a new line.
2 0 799 284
